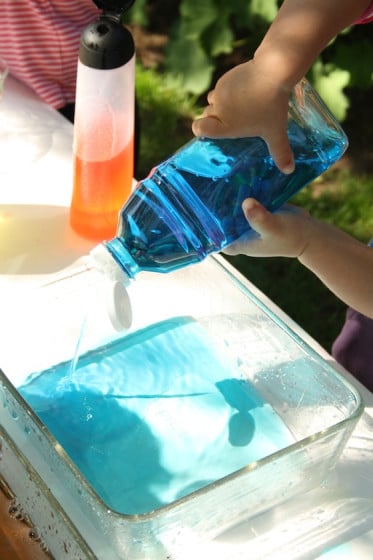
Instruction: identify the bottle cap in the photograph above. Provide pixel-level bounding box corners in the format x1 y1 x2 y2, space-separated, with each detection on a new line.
80 2 135 69
107 281 133 331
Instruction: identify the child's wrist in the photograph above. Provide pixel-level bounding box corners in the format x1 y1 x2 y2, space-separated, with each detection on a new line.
253 47 302 92
296 217 322 263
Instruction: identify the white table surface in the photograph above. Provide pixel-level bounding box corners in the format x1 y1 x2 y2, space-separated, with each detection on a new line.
1 74 372 560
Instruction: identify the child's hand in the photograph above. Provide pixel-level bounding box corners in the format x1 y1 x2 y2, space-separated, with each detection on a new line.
192 60 295 174
224 198 312 258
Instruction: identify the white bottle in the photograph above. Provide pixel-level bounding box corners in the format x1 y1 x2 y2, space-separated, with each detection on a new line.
70 0 136 241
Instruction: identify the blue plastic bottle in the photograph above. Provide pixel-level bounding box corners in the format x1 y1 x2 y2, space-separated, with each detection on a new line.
91 78 348 283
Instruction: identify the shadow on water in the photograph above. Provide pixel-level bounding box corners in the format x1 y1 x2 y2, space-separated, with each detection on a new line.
18 317 279 516
216 379 258 447
19 376 263 515
20 383 171 515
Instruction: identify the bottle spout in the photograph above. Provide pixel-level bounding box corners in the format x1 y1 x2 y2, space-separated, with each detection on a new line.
90 243 133 331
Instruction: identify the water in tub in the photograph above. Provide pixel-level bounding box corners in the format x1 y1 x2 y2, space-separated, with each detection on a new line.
18 315 295 515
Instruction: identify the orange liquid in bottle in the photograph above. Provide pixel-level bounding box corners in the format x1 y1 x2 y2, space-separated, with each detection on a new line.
70 137 134 241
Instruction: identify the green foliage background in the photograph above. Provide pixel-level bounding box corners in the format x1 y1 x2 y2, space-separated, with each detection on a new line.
127 0 373 121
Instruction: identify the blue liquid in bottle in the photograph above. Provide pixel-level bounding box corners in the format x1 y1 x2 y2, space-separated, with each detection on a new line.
97 79 348 281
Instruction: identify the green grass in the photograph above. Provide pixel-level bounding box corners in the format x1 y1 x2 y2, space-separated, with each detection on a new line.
136 65 196 179
136 66 373 352
227 172 373 352
223 254 347 351
294 172 373 242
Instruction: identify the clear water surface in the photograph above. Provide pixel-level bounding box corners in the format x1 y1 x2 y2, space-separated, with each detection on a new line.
19 316 294 515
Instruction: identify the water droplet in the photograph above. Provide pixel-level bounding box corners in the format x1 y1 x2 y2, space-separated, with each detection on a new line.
8 500 20 518
9 406 18 420
28 527 41 542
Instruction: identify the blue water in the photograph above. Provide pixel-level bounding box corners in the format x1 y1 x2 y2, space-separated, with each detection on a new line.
106 121 347 276
18 317 294 515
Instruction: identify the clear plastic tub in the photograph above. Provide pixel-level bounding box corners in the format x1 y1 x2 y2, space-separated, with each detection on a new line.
0 255 363 559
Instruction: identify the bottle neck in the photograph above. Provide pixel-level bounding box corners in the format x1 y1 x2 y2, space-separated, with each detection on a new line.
104 238 140 279
90 241 134 284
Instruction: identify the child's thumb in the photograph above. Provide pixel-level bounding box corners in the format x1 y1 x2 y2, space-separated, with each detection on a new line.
192 115 224 138
241 198 271 234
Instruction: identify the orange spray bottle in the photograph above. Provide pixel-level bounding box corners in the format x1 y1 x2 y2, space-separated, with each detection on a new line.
70 0 136 241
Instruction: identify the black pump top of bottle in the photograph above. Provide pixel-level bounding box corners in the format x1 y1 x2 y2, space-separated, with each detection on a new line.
93 0 135 15
79 1 135 70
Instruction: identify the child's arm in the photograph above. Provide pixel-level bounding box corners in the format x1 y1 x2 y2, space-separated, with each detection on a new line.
192 0 371 173
224 199 373 318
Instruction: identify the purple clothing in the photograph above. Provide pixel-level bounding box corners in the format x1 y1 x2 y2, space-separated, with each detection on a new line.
332 239 373 392
332 308 373 392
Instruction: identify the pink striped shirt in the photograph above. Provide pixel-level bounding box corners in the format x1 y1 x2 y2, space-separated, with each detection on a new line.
0 1 99 108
